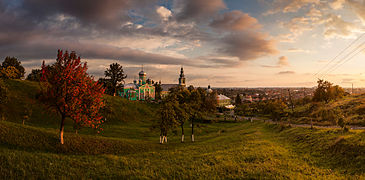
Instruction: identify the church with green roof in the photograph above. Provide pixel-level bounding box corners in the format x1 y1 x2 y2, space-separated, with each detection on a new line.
118 69 155 101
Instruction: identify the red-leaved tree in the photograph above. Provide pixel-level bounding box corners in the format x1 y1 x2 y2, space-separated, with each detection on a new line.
40 50 105 144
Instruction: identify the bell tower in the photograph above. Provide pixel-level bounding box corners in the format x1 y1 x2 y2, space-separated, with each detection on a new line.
178 66 186 87
139 65 147 85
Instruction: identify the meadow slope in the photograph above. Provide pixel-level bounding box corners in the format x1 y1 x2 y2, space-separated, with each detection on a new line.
0 80 364 179
292 94 365 126
1 120 364 179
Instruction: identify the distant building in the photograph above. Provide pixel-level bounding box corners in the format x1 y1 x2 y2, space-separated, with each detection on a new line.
217 94 231 107
206 85 213 94
178 66 186 87
160 67 186 98
243 95 253 103
119 69 155 101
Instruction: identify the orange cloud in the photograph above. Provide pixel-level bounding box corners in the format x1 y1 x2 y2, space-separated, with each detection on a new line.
210 10 261 31
278 56 290 66
220 32 278 61
277 71 295 75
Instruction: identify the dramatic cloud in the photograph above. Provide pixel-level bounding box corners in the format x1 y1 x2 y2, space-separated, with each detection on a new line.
198 56 241 68
347 0 365 24
0 40 196 66
210 10 261 31
261 65 278 68
6 0 363 87
279 3 361 41
265 0 320 15
330 0 346 9
282 17 313 38
324 14 358 38
175 0 226 21
206 9 278 62
277 71 295 75
261 56 290 68
306 8 322 18
278 56 290 66
287 48 312 53
0 0 280 72
156 6 172 21
19 0 155 28
219 32 277 61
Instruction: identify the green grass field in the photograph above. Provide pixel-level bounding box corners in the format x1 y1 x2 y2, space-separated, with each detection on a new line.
291 94 365 126
0 80 364 179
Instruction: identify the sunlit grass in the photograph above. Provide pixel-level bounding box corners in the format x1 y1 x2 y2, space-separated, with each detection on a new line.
0 79 364 179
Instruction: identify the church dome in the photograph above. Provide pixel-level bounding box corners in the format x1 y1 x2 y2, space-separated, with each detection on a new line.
139 71 146 76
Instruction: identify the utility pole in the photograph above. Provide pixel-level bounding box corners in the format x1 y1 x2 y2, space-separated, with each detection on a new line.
352 83 354 95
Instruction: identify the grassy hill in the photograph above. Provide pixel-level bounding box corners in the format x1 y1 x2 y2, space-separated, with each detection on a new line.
1 79 159 137
0 80 364 179
291 94 365 126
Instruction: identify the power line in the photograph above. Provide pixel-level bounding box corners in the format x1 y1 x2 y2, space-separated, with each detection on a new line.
320 41 365 78
330 47 365 73
323 46 365 77
314 33 365 78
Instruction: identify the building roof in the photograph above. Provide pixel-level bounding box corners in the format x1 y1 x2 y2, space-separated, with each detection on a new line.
124 83 139 89
217 94 230 100
161 84 179 92
225 104 235 109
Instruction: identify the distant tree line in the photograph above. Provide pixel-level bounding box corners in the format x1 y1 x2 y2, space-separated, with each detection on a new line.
234 79 348 130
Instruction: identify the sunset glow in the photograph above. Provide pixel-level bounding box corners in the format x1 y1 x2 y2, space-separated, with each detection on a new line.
1 0 365 87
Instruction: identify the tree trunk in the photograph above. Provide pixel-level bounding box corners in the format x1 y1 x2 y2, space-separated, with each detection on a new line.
60 114 65 144
22 119 25 125
162 131 167 143
181 123 184 143
75 129 78 134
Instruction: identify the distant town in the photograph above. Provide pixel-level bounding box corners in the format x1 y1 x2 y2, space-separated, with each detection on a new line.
212 87 365 103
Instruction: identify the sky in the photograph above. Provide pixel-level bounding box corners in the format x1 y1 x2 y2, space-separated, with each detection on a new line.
1 0 365 87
